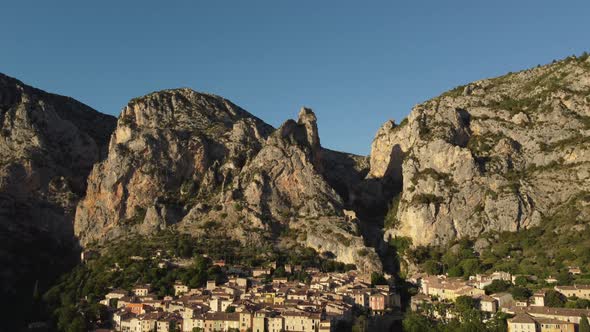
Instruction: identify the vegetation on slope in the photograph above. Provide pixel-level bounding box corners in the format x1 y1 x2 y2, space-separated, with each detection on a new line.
41 230 355 331
402 296 508 332
404 191 590 282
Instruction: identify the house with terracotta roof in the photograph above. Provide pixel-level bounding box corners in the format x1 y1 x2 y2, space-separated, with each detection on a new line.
105 289 128 301
410 294 432 311
133 284 151 297
472 271 512 289
287 289 309 301
206 280 217 291
126 302 153 315
507 312 575 332
531 290 547 307
253 268 272 277
491 292 514 309
534 316 575 332
545 276 558 284
203 312 240 332
554 284 590 300
507 306 590 326
473 294 498 313
350 288 371 308
267 314 284 332
369 291 388 313
182 314 205 332
155 313 181 332
283 311 322 332
319 320 332 332
113 310 135 331
420 275 484 301
174 281 189 296
507 313 536 332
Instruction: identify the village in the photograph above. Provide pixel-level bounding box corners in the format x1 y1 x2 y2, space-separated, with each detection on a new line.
90 259 401 332
409 267 590 332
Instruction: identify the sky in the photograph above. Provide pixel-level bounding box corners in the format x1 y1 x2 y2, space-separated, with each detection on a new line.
1 1 589 155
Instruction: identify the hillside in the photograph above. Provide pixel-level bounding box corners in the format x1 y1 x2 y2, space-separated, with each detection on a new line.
73 89 383 275
0 73 117 327
2 53 590 330
369 54 590 249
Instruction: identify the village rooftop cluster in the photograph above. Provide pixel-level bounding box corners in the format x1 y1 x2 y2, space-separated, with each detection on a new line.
410 268 590 332
94 267 400 332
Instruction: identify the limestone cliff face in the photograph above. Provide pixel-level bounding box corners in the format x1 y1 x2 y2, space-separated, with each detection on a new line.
74 89 274 243
74 91 382 273
0 73 116 240
236 109 341 221
370 56 590 246
0 73 116 297
6 54 590 279
233 109 382 273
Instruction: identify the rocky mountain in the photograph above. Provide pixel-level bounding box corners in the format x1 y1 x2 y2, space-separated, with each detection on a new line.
0 73 116 241
370 55 590 247
3 54 590 313
74 89 382 274
0 74 116 239
0 73 117 323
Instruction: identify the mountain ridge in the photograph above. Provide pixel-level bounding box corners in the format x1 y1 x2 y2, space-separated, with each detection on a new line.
1 53 589 328
74 88 383 274
370 54 590 250
0 72 117 327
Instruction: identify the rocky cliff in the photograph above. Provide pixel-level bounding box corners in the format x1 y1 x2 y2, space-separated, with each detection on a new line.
74 90 382 273
0 73 117 320
4 53 589 284
74 89 273 243
0 73 116 244
370 55 590 247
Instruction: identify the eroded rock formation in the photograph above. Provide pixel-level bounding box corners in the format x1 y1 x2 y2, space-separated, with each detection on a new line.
74 90 382 273
370 56 590 246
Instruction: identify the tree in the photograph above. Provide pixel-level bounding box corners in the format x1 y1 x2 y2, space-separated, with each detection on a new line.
423 260 441 275
567 298 590 309
177 238 193 258
352 314 369 332
544 290 566 307
92 303 109 324
461 259 480 277
371 272 387 286
487 312 508 332
193 255 209 271
207 265 223 283
66 316 87 332
188 270 207 288
514 276 528 286
455 310 486 332
273 266 287 277
454 296 477 316
556 270 573 285
447 265 464 278
580 315 590 332
402 312 434 332
484 280 511 295
510 286 532 301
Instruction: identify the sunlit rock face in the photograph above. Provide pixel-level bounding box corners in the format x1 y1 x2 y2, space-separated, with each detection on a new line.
370 57 590 247
74 89 382 274
0 73 116 242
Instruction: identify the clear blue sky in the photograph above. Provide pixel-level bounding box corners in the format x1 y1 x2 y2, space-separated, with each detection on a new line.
2 1 588 155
